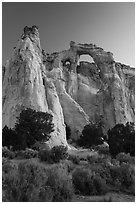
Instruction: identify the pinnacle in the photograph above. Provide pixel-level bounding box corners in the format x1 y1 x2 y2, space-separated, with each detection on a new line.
21 25 39 39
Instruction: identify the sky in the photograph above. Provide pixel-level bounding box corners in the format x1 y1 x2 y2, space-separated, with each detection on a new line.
2 2 135 67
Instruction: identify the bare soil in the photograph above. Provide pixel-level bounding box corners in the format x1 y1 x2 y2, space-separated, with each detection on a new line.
72 192 135 202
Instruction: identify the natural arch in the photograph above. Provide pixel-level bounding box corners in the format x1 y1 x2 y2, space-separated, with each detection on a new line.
78 54 94 65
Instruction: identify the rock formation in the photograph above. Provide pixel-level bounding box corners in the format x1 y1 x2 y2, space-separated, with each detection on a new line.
2 26 135 148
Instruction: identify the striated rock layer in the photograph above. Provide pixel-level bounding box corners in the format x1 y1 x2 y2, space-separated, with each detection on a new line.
2 26 135 147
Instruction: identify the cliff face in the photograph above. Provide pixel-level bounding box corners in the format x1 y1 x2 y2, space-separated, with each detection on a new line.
44 41 135 134
2 26 135 147
2 26 67 148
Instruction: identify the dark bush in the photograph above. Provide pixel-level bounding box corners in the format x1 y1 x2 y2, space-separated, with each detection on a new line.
2 160 50 202
50 145 68 163
107 122 135 157
92 175 109 195
2 157 8 166
2 108 54 150
38 149 51 162
87 154 100 164
87 154 111 165
2 159 18 175
116 152 135 164
39 145 68 163
110 163 135 191
2 146 15 159
111 158 120 166
2 126 16 149
72 167 108 196
15 148 38 159
90 164 112 185
68 154 80 164
87 153 135 194
72 168 92 195
77 123 104 148
95 143 109 155
46 163 74 201
60 160 76 173
2 160 74 202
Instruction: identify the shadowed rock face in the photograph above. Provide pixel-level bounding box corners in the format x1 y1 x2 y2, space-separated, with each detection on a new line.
2 26 135 147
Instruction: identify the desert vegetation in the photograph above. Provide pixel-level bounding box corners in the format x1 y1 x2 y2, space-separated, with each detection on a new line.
2 108 54 150
2 109 135 202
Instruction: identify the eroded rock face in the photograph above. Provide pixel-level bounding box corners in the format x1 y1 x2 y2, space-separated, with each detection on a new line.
3 26 135 147
2 26 68 148
3 26 48 128
42 41 135 134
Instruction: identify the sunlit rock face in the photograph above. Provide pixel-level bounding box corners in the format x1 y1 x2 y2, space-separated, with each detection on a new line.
43 41 135 134
3 26 135 147
2 26 67 148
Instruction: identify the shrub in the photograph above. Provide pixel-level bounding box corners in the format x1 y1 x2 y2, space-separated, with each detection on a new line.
95 143 109 155
50 145 68 163
39 145 68 163
87 154 100 164
87 155 135 194
82 154 135 194
90 163 112 185
3 108 54 150
111 159 120 166
72 167 108 196
107 122 135 157
92 175 109 195
2 160 74 202
87 154 111 165
2 126 16 149
2 146 15 159
46 163 74 201
2 160 50 202
116 152 135 164
110 163 135 191
15 148 38 159
68 154 80 164
2 161 18 202
72 167 92 195
60 160 76 173
2 157 8 165
77 123 104 148
2 160 18 175
38 149 51 162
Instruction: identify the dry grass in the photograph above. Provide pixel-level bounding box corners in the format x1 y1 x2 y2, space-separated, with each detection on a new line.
68 148 97 159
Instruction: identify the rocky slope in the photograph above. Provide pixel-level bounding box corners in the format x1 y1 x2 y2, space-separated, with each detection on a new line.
2 26 135 147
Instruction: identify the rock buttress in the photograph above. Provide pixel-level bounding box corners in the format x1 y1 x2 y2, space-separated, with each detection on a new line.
2 26 68 148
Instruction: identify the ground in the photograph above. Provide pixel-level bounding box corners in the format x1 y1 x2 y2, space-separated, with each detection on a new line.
2 147 135 202
73 193 135 202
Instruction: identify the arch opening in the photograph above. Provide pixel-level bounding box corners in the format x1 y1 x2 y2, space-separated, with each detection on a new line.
77 54 101 77
78 54 94 66
62 58 72 70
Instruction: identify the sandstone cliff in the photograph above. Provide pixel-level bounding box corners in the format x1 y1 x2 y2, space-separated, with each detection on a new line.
2 26 68 148
2 26 135 147
43 41 135 134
